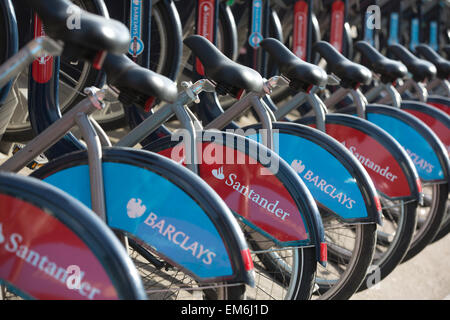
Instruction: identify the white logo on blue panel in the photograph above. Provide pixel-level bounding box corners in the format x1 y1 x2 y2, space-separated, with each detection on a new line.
127 198 147 219
129 0 144 57
249 0 263 48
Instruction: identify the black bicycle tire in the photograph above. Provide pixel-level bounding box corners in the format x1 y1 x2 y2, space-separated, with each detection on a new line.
0 172 146 300
124 0 183 134
358 200 418 291
246 240 317 300
403 183 449 261
432 211 450 242
31 147 252 300
320 223 377 300
148 0 183 80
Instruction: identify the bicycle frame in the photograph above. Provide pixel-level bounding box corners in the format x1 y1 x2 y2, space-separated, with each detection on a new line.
117 76 284 156
0 37 256 287
0 0 18 104
0 84 108 220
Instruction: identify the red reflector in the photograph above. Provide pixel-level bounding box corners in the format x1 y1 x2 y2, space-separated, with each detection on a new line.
93 51 107 70
236 89 245 100
320 243 327 263
354 82 361 90
306 85 314 93
241 249 254 271
145 97 156 113
416 178 423 193
374 195 382 213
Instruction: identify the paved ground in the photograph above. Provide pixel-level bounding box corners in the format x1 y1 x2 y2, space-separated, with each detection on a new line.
352 233 450 300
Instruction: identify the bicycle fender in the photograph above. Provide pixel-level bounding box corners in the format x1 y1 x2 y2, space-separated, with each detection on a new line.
0 172 146 300
32 148 255 286
297 114 422 202
146 131 327 265
362 105 449 184
401 100 450 156
244 122 382 225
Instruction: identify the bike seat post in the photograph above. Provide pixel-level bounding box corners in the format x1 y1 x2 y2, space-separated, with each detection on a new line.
75 112 106 222
171 102 199 175
377 83 403 108
411 81 429 103
249 94 275 150
306 91 328 132
349 89 368 119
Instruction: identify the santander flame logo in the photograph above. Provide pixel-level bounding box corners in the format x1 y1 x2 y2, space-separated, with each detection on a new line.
126 198 147 219
212 167 225 180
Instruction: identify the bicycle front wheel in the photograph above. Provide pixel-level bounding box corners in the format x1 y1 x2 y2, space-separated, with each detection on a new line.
31 147 253 300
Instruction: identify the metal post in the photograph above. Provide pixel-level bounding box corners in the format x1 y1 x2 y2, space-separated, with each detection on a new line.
172 102 199 175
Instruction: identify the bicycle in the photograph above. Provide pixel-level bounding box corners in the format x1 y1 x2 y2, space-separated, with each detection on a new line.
0 0 147 300
0 171 147 300
355 41 450 258
311 40 449 265
258 38 423 293
0 0 254 300
103 35 388 300
31 49 325 299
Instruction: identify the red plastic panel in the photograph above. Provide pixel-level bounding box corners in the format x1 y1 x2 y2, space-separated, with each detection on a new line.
158 142 309 244
324 124 412 198
0 194 118 300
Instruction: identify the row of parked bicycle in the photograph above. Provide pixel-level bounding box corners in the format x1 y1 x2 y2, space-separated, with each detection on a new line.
0 0 448 300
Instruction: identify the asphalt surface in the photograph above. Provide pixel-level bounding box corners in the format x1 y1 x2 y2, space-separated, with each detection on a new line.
352 233 450 300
